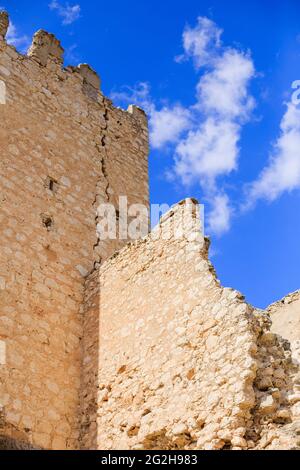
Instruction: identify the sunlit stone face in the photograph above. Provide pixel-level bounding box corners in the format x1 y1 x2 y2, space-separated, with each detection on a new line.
0 79 6 104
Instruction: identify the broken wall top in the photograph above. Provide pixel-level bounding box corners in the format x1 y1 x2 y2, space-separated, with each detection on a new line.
0 11 148 128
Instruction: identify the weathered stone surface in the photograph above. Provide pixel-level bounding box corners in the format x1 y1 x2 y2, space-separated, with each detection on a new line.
77 63 101 90
0 436 40 450
28 30 64 66
0 17 149 450
268 290 300 352
0 11 9 40
81 201 300 450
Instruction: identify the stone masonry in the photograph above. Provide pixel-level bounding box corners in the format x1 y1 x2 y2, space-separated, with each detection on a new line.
0 11 299 450
0 11 148 450
81 200 300 450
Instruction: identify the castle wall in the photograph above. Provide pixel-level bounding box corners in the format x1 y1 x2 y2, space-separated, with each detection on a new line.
82 199 300 450
0 24 149 450
82 200 258 449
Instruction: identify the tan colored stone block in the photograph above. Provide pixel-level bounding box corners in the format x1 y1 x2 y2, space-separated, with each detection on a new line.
33 432 51 449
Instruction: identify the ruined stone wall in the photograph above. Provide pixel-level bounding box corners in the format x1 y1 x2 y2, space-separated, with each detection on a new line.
82 199 300 450
0 13 149 450
268 291 300 364
264 291 300 447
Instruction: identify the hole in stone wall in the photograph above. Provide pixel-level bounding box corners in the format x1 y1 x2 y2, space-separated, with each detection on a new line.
117 365 127 374
41 215 54 231
45 176 58 193
222 443 233 451
127 426 140 437
186 369 195 380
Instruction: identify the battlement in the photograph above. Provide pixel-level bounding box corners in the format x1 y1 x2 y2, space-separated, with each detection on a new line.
28 29 64 66
0 11 147 126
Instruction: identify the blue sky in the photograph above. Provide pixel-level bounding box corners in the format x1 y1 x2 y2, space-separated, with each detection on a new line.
2 0 300 308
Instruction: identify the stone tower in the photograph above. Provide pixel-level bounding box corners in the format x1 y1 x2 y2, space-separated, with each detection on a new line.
0 11 149 449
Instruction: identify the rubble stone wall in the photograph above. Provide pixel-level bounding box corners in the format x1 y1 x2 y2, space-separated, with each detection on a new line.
81 200 300 450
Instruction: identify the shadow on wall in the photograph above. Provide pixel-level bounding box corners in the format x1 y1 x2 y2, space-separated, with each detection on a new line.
80 269 100 449
0 435 41 450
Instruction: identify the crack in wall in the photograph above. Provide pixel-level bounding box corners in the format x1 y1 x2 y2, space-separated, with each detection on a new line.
92 105 111 269
100 152 110 203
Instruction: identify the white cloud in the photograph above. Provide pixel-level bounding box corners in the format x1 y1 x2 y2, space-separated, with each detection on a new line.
207 193 232 235
177 16 222 68
196 49 255 120
247 101 300 203
6 21 30 52
49 1 81 25
174 119 240 186
150 106 191 149
173 18 255 234
173 20 255 193
111 17 256 236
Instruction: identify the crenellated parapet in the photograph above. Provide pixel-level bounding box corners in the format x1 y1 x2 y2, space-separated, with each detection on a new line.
73 63 101 100
28 29 64 66
0 10 147 126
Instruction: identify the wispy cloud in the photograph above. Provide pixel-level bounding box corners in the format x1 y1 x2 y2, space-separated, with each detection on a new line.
65 43 81 64
246 99 300 206
174 18 255 235
150 106 192 149
110 82 151 112
111 17 255 236
6 20 30 52
207 193 232 236
49 1 81 25
176 16 222 68
174 18 255 219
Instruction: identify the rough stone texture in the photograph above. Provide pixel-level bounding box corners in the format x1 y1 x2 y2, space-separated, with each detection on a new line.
0 11 9 40
28 30 64 66
1 12 299 451
0 14 148 450
82 200 300 450
0 435 41 450
264 291 300 448
249 312 300 450
268 291 300 363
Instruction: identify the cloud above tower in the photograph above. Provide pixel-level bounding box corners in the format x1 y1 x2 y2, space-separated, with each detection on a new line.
49 1 81 25
111 16 257 235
